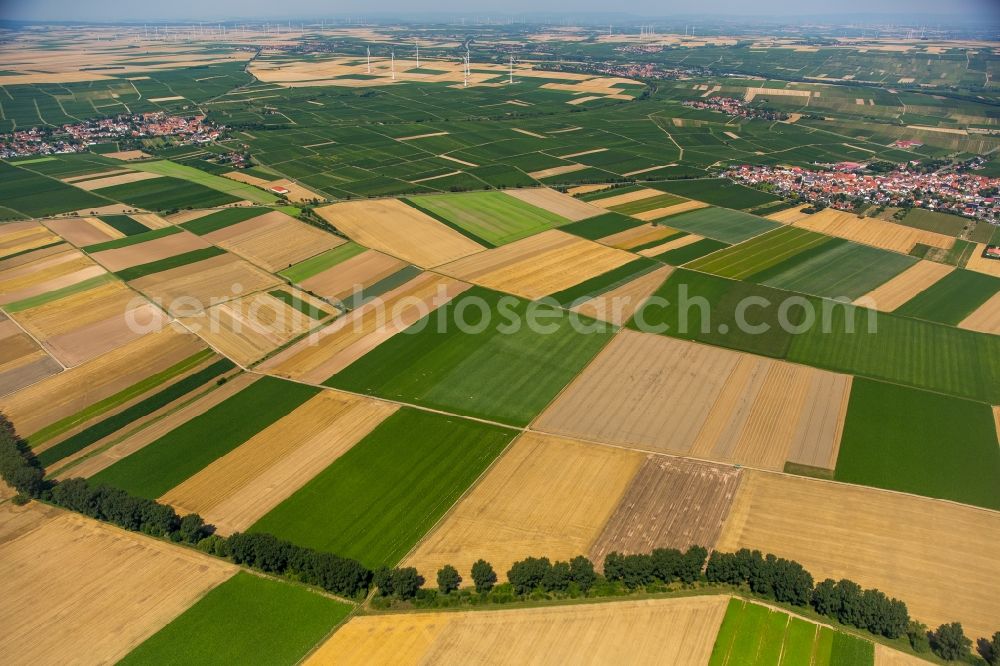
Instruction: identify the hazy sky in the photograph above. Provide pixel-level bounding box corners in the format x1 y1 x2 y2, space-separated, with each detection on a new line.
2 0 998 23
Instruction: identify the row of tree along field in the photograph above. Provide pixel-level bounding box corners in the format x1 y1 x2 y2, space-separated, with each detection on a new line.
2 412 997 664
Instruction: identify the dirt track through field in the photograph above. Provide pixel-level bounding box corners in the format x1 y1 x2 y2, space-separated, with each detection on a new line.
315 199 484 268
438 229 635 300
405 432 644 583
589 456 743 568
0 502 236 666
854 260 954 312
306 596 727 666
717 471 1000 640
161 390 397 533
535 331 849 471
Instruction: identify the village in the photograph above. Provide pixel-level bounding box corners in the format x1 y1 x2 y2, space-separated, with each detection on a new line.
683 96 790 121
0 112 224 159
725 162 1000 223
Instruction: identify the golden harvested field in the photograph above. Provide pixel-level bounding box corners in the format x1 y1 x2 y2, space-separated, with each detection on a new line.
0 502 236 666
59 372 257 479
0 314 62 397
766 204 812 224
958 290 1000 335
161 390 397 533
205 210 344 272
716 471 1000 640
505 187 603 221
315 199 484 268
589 456 744 568
223 170 270 187
637 233 705 257
874 645 929 666
592 187 663 209
300 249 406 301
306 596 728 666
0 221 60 257
130 253 280 315
566 183 612 196
571 265 672 326
598 222 681 250
43 216 123 246
0 246 105 305
534 331 851 471
74 170 161 190
634 199 709 222
854 260 954 311
437 229 635 300
965 244 1000 278
0 323 203 438
104 150 151 161
405 432 644 583
179 289 331 367
259 273 469 384
90 229 209 272
12 278 167 367
527 163 587 179
793 208 954 254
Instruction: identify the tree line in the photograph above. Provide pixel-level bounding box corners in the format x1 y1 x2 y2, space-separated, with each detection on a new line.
0 413 372 599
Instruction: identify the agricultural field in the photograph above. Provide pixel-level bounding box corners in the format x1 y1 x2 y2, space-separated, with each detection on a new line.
655 207 781 244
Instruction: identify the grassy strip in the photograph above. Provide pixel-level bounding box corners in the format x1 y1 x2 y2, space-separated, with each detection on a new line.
547 257 659 306
90 376 319 499
893 268 1000 325
250 408 516 568
0 240 65 261
651 238 730 265
28 348 216 445
268 289 330 320
4 273 117 313
560 212 646 240
835 378 1000 510
280 243 366 283
120 573 353 665
37 358 236 468
401 198 496 248
341 265 421 310
180 207 269 235
116 246 227 281
99 215 149 236
83 226 181 253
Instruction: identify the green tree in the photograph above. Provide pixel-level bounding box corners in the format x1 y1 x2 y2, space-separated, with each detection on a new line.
373 566 394 597
471 559 497 594
508 557 552 595
437 565 461 594
569 556 596 592
907 621 931 654
985 631 1000 666
391 567 424 600
930 622 972 661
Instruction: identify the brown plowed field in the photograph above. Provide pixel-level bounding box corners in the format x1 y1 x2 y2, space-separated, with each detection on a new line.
405 432 644 583
90 229 209 272
0 315 61 397
205 210 344 272
43 216 123 246
854 260 954 312
300 249 406 301
437 229 635 300
161 390 396 533
315 198 484 268
589 456 743 568
505 187 603 221
306 596 728 666
534 330 849 471
0 221 60 257
571 265 672 326
258 273 469 384
0 247 105 305
716 471 1000 640
0 502 236 666
0 323 204 438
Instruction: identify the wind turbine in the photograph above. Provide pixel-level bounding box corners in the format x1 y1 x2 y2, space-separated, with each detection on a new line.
415 40 419 68
367 46 371 74
391 49 396 81
463 55 469 87
509 54 514 84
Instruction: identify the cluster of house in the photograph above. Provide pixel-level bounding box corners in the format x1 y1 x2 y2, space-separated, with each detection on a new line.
682 97 790 121
0 113 224 159
726 163 1000 223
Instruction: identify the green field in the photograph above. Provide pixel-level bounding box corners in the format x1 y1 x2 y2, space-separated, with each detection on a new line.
406 191 569 246
687 226 832 279
128 160 280 204
893 268 1000 324
279 242 365 283
0 160 110 217
655 207 781 243
84 226 182 253
326 287 616 426
607 192 687 216
90 376 319 498
115 246 227 281
98 215 150 236
652 178 782 210
835 378 1000 509
547 257 660 306
97 176 240 211
895 208 968 236
709 598 874 666
180 207 270 235
560 211 646 240
249 408 515 568
120 573 352 665
650 237 729 265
